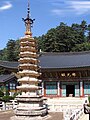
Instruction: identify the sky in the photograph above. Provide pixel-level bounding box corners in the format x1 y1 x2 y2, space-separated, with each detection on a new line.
0 0 90 50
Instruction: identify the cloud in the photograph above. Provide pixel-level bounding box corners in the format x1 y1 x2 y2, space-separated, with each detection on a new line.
0 1 12 11
51 0 90 15
70 1 90 15
51 8 71 15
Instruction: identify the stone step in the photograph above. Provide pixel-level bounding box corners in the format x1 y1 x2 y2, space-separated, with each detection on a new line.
47 98 84 105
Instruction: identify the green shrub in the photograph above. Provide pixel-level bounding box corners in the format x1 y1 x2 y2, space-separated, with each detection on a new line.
0 90 4 97
87 104 90 107
2 95 14 102
88 96 90 103
13 91 21 98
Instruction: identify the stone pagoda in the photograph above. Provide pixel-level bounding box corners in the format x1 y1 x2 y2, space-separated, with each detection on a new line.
11 1 47 120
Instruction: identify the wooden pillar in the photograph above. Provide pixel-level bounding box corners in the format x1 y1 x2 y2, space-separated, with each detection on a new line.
60 82 62 97
42 81 44 96
80 81 84 97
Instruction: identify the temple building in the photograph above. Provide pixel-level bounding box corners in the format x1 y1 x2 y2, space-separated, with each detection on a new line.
0 74 17 96
0 61 18 96
0 51 90 98
39 52 90 97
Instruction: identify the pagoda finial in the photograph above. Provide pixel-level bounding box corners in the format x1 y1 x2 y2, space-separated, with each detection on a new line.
22 0 35 36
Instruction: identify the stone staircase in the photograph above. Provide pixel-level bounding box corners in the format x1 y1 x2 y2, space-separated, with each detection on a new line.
45 97 87 120
46 97 84 112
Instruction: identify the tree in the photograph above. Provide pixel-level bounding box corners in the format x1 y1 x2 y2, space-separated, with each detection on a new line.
14 39 20 61
87 24 90 42
55 22 78 52
80 20 87 40
72 20 87 43
72 42 90 52
0 90 4 97
35 35 45 52
6 39 16 61
44 28 60 52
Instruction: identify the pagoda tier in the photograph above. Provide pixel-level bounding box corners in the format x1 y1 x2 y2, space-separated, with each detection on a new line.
19 64 39 71
18 77 41 83
17 85 41 90
19 52 38 58
19 58 39 64
18 70 41 77
19 53 38 58
20 47 37 52
20 36 36 42
20 41 36 47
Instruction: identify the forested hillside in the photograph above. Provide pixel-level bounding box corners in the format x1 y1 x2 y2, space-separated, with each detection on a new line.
0 20 90 61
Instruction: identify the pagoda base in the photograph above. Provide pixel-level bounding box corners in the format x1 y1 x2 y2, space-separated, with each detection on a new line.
11 104 48 120
11 109 49 120
15 106 48 116
11 115 50 120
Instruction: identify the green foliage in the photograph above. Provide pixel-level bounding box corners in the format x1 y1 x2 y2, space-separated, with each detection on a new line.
6 39 17 61
72 42 90 52
88 96 90 103
14 40 20 60
0 48 8 60
13 91 20 97
0 87 16 102
36 20 90 52
0 88 13 102
0 90 4 97
0 39 20 61
2 95 14 102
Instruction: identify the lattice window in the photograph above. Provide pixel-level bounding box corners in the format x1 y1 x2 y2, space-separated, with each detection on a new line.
45 82 57 95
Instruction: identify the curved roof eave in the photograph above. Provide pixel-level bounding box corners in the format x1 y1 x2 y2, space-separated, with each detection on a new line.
0 51 90 69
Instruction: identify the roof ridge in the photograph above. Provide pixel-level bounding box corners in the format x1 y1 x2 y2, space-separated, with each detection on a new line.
40 51 90 56
0 60 18 63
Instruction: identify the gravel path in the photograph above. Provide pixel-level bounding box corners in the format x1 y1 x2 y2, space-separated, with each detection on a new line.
0 111 63 120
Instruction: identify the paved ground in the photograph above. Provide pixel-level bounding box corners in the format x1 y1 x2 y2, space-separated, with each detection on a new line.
79 113 89 120
0 111 14 120
0 111 63 120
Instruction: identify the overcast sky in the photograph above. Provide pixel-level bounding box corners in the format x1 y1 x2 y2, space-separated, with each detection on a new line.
0 0 90 49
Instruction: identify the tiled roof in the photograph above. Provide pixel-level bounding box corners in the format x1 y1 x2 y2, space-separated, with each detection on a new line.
39 51 90 69
0 61 19 69
0 74 16 83
0 51 90 69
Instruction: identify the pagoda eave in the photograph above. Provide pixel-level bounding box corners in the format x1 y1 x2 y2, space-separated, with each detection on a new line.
20 37 36 42
19 59 38 64
19 65 40 71
18 81 40 84
19 54 38 58
20 42 36 47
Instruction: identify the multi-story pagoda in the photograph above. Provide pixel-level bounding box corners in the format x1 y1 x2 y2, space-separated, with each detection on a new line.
11 1 47 120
